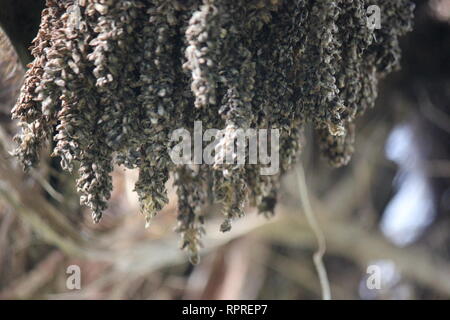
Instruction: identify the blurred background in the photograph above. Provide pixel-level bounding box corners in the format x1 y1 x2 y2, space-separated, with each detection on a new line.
0 0 449 300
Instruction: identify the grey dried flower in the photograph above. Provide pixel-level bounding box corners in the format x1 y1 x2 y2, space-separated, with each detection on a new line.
12 0 414 262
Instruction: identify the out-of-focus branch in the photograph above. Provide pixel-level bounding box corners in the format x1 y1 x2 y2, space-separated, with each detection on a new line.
295 164 331 300
0 129 93 258
0 251 63 299
261 209 450 297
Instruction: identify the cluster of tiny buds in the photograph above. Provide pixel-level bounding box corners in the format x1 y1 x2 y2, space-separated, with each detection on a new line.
11 0 414 263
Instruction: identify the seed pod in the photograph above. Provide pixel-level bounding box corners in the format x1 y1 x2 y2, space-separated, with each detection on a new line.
183 0 221 108
369 0 415 76
133 1 180 225
11 0 64 169
317 122 355 168
300 0 347 137
174 165 207 264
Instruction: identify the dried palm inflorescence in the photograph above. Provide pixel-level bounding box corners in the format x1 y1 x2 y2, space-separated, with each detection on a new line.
12 0 414 262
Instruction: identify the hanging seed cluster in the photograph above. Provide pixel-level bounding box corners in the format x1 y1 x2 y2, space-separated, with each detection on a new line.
11 0 414 262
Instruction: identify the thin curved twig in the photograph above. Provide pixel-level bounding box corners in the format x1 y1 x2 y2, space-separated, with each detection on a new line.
295 163 331 300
